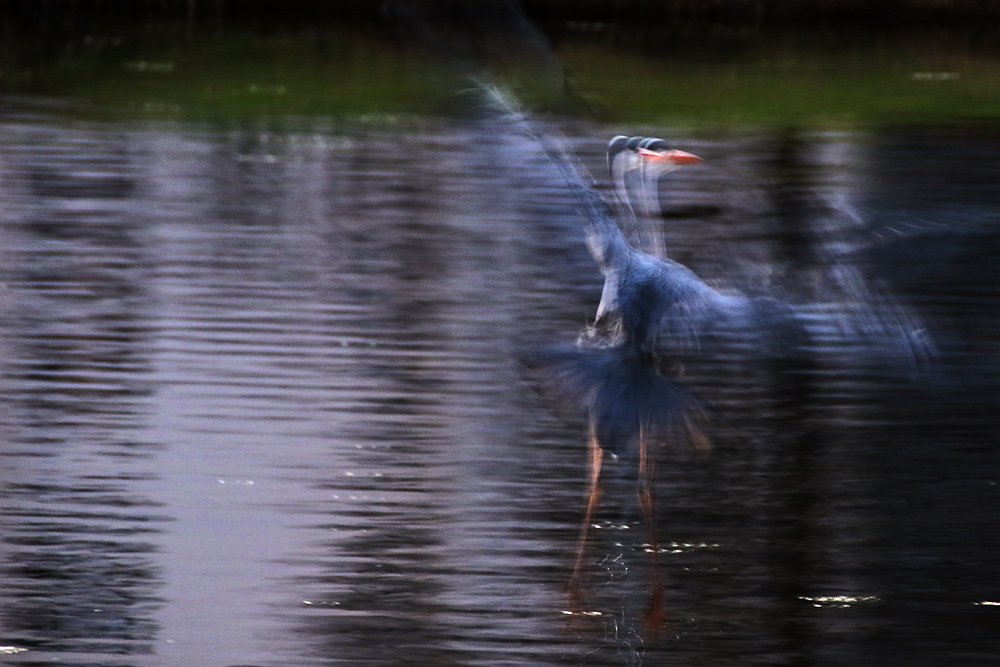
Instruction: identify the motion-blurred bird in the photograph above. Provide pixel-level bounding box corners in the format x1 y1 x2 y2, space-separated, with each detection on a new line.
529 134 800 624
481 84 932 627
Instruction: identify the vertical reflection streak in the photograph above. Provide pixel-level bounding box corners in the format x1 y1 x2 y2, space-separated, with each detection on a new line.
0 120 165 659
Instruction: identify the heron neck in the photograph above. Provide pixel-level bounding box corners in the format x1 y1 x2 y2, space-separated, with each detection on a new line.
579 186 633 273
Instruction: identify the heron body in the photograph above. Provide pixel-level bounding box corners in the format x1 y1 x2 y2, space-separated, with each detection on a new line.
542 137 800 468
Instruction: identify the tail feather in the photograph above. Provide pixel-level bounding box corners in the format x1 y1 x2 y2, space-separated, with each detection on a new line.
524 343 706 459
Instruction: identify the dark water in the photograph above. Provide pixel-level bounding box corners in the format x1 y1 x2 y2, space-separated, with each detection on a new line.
0 101 998 666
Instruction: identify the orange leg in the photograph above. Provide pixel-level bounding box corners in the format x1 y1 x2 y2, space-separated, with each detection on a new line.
568 417 603 611
638 424 665 632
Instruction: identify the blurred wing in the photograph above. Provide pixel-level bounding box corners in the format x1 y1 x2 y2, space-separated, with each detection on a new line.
822 265 937 374
809 196 938 375
650 284 810 363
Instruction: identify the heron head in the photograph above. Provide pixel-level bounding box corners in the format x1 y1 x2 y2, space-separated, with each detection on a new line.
623 135 701 168
607 136 702 222
607 135 701 182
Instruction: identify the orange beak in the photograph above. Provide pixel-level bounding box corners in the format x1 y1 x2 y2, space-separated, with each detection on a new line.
637 147 703 165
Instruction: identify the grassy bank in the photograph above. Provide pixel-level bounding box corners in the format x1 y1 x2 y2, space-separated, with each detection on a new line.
2 7 999 125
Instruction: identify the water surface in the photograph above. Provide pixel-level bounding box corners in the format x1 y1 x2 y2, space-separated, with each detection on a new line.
0 101 998 666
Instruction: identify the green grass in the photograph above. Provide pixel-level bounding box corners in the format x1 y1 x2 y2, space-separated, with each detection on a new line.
9 31 453 121
558 45 1000 126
